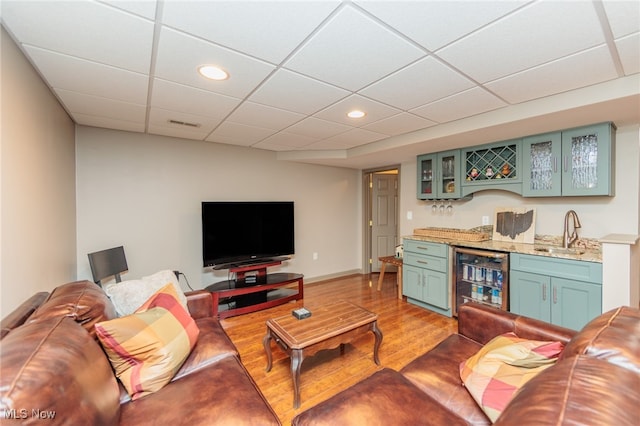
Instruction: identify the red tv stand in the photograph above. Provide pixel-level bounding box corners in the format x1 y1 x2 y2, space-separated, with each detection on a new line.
205 260 303 319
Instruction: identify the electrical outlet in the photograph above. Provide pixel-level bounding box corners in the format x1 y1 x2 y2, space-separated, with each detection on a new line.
407 211 413 220
313 252 318 260
482 215 490 225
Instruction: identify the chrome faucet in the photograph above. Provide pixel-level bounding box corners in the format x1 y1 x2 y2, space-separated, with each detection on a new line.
563 210 582 248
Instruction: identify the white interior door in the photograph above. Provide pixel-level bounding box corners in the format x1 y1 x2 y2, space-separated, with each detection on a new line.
371 172 398 272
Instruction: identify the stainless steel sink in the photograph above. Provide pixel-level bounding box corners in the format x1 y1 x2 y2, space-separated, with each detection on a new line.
534 246 586 255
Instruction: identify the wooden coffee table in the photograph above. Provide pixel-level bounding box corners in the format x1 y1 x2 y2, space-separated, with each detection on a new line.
263 300 383 408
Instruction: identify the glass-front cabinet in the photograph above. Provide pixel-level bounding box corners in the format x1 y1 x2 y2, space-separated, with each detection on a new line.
561 123 615 196
522 123 615 197
417 150 460 199
522 132 562 196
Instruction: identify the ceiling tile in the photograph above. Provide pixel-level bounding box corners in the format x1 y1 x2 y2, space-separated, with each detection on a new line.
148 108 220 135
154 28 276 99
602 1 640 39
72 113 145 133
100 0 158 20
314 94 402 126
161 0 340 64
2 0 154 73
284 5 425 91
360 56 475 110
148 124 210 141
438 1 606 82
249 69 350 114
55 89 146 123
411 87 506 123
206 122 276 145
486 45 618 104
315 127 387 149
286 117 353 139
23 46 148 104
616 33 640 75
256 132 319 149
150 79 241 118
225 102 305 131
356 0 528 51
363 113 437 136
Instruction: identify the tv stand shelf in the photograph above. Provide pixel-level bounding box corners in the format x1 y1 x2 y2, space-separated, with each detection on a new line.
205 272 304 319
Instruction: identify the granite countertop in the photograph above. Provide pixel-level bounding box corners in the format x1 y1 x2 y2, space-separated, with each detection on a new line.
404 231 602 263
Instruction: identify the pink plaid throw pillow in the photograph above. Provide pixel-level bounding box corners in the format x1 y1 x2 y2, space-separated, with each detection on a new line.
460 332 563 422
95 283 199 400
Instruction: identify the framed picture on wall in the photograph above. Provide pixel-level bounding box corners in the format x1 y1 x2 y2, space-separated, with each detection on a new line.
492 207 536 244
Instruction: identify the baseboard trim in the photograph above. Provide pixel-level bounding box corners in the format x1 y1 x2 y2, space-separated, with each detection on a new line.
304 269 363 284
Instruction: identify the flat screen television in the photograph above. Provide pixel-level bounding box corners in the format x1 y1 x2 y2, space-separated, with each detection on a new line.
202 201 295 269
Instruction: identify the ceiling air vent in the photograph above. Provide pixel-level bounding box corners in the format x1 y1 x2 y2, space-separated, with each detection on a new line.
168 119 201 128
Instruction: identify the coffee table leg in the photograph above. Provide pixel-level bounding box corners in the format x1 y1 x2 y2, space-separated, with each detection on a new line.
291 349 304 408
263 328 273 372
371 321 383 365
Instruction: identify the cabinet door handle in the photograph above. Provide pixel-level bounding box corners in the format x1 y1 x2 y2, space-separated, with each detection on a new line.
542 284 546 301
417 260 429 265
553 286 557 304
563 156 568 172
417 246 429 251
553 156 557 173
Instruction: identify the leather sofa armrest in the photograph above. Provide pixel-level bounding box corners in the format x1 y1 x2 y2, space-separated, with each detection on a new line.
1 291 49 339
458 303 575 346
185 290 214 319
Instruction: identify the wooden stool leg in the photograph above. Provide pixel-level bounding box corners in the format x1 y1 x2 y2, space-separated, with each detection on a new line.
377 261 387 291
397 266 403 299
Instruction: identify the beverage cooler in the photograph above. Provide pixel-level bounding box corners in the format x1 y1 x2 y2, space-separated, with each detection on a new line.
453 247 509 316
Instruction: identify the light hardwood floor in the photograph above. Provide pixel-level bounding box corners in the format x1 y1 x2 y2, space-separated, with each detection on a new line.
220 273 458 425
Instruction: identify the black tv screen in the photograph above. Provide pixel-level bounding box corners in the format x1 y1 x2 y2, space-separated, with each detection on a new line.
202 201 295 268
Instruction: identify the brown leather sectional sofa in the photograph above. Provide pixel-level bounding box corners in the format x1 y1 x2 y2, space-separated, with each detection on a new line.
293 303 640 426
3 280 639 425
0 280 280 425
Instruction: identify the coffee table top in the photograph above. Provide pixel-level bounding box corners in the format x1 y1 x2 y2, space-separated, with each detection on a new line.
266 301 377 350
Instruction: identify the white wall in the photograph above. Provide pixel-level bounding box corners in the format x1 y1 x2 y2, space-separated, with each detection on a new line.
1 28 76 316
75 126 361 290
399 124 640 239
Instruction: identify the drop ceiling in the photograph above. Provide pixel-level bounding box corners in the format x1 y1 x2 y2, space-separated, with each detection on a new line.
2 0 639 169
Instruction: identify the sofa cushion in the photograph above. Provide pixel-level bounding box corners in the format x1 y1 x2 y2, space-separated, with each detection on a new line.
104 269 188 316
458 303 575 346
460 332 563 422
0 316 120 424
95 284 199 400
561 306 640 372
1 291 49 339
400 334 491 425
119 356 280 426
173 317 239 381
292 368 469 426
495 355 640 425
28 280 117 337
116 315 240 404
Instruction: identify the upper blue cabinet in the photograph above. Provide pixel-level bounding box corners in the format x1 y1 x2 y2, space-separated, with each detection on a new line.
522 132 563 197
522 122 615 197
417 150 461 200
417 122 615 199
460 139 522 196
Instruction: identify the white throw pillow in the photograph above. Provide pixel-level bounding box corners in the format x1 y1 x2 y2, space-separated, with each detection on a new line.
104 270 188 316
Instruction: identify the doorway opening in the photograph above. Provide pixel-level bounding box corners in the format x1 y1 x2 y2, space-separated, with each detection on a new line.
363 166 400 275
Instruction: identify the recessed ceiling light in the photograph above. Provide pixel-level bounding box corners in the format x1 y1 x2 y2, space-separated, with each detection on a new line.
347 110 366 119
198 65 229 81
